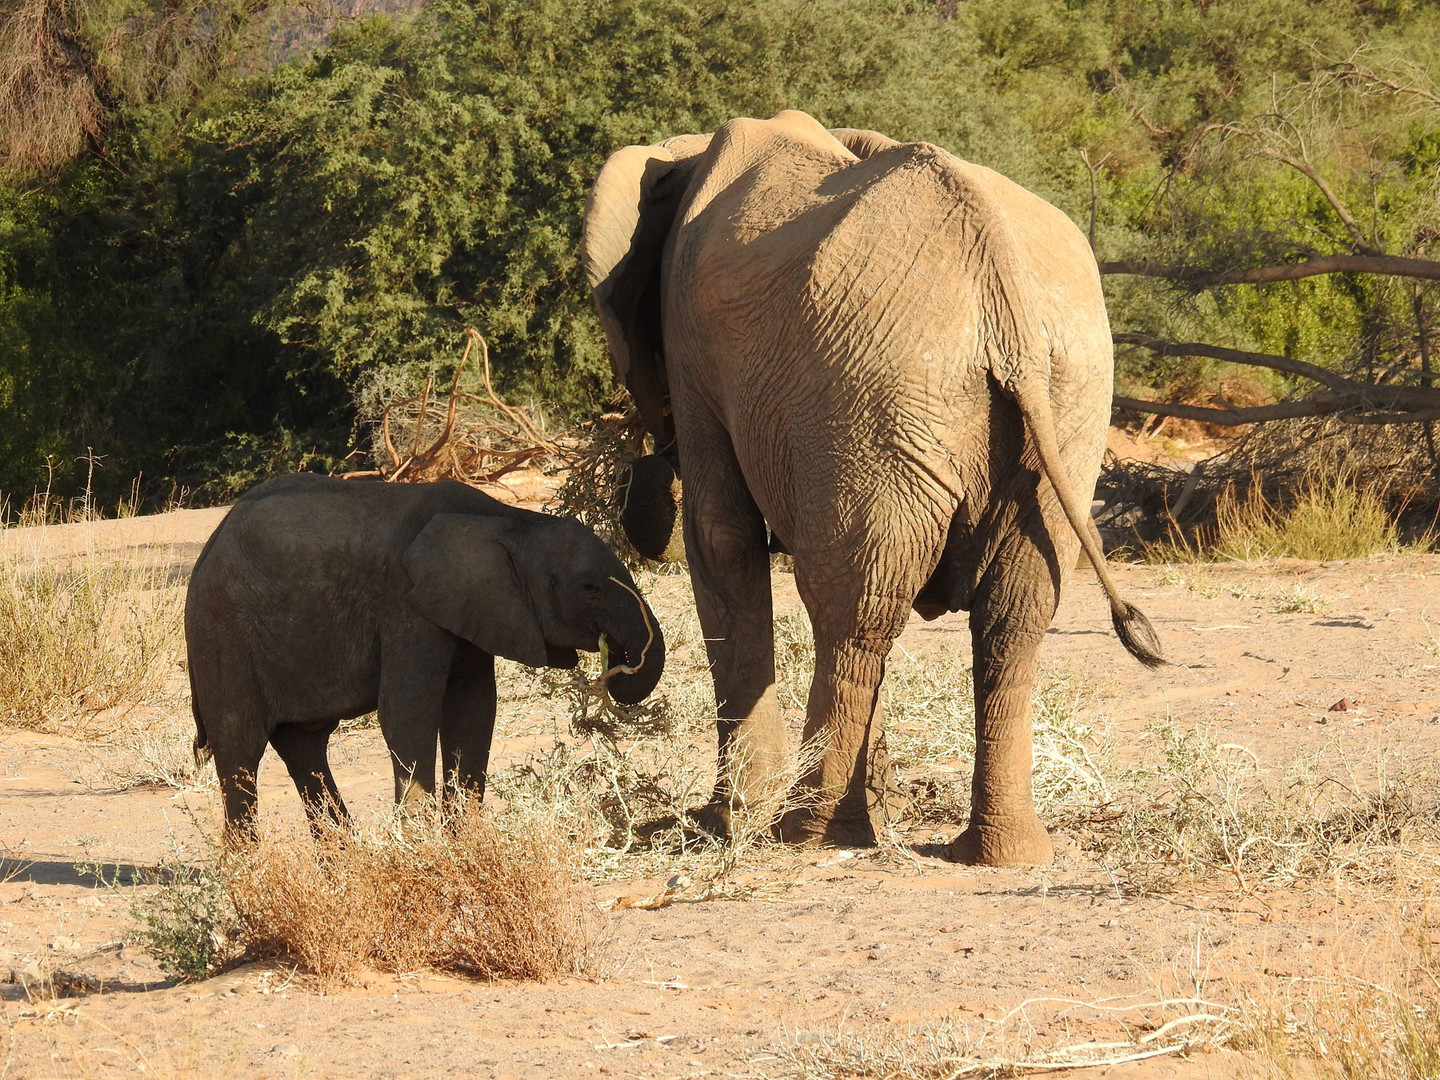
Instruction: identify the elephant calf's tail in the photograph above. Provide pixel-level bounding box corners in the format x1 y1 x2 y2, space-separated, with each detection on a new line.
1011 375 1167 669
189 667 214 767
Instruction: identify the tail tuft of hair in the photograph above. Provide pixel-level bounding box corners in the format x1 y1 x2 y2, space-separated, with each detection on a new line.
1112 601 1167 668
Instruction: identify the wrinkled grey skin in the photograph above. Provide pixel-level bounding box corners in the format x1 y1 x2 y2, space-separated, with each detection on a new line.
186 474 665 833
582 110 1161 867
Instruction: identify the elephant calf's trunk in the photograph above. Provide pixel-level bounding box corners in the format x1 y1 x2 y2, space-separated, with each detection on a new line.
601 577 666 704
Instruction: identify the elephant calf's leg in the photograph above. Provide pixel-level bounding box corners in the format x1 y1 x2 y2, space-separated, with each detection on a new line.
210 729 267 841
269 722 347 830
439 644 497 807
378 625 456 812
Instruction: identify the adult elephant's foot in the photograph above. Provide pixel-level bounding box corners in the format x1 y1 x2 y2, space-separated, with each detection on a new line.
948 813 1054 867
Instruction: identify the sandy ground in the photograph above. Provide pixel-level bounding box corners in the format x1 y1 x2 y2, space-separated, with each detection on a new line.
2 481 1439 1079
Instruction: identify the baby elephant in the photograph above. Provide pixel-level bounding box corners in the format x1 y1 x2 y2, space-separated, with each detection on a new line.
185 473 665 832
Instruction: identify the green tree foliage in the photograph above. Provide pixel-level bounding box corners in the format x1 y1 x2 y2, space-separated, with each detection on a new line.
0 0 1435 506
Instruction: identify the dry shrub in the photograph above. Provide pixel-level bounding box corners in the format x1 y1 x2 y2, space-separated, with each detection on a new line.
0 553 184 731
224 800 599 983
1101 420 1439 556
0 0 104 178
1139 464 1423 563
1225 415 1440 517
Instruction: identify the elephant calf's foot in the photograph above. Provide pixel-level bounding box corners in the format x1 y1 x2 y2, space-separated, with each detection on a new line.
949 814 1053 867
776 806 878 848
690 797 733 841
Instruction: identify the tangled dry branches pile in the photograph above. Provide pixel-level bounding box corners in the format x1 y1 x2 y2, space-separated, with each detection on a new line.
353 329 563 488
1098 421 1439 553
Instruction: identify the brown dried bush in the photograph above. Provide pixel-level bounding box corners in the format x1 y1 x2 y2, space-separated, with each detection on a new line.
223 800 599 983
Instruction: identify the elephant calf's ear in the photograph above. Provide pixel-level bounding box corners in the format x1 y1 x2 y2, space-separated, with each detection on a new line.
401 515 549 669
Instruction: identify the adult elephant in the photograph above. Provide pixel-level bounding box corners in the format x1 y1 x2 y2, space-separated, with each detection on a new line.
581 110 1163 867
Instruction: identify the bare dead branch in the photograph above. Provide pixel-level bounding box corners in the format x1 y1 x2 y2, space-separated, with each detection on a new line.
1314 55 1440 109
1207 122 1382 255
1112 396 1319 426
470 329 558 453
1416 284 1439 471
1079 149 1111 253
1115 382 1440 427
408 375 433 460
1343 409 1440 425
1099 254 1440 286
1113 333 1354 392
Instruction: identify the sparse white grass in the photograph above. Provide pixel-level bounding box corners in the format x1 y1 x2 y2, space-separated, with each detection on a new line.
1083 722 1440 893
884 642 1113 818
1267 583 1334 614
779 994 1231 1079
1155 563 1256 599
60 709 216 793
1155 564 1337 612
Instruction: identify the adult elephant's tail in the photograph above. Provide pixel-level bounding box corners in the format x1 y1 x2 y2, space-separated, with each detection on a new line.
1009 371 1167 668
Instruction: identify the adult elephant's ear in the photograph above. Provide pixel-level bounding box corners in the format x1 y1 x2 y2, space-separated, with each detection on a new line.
829 127 901 161
401 515 548 668
582 139 705 447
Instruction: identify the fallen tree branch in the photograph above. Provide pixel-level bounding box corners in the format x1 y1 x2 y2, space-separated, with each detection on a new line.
354 329 563 487
1114 387 1440 427
1099 253 1440 286
1113 333 1354 392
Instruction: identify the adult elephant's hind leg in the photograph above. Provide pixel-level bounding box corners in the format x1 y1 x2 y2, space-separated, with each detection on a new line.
779 568 914 847
682 428 786 836
949 526 1066 867
269 722 347 830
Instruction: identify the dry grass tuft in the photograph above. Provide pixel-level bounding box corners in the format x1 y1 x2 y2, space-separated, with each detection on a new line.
1237 908 1440 1079
0 553 184 732
224 797 599 983
1213 469 1408 561
1144 465 1425 564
